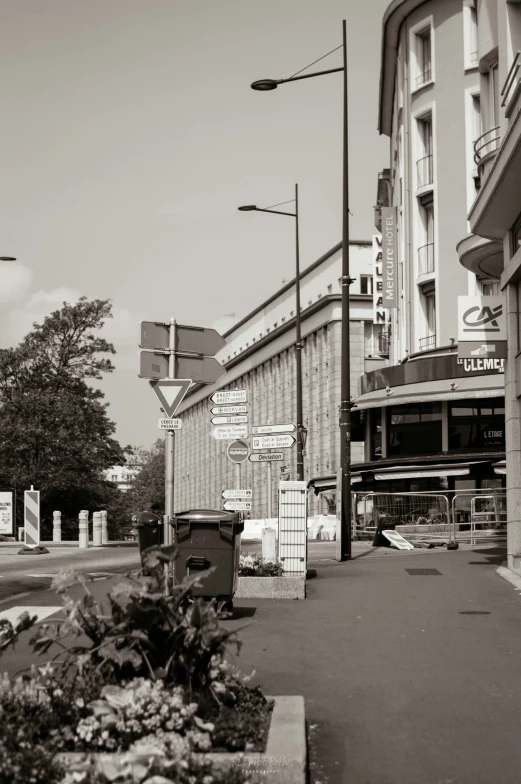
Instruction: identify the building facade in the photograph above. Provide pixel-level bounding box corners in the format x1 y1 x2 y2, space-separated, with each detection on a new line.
174 241 386 519
463 0 521 573
345 0 506 498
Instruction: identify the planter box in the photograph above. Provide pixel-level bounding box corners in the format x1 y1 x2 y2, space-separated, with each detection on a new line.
235 576 306 599
58 696 306 784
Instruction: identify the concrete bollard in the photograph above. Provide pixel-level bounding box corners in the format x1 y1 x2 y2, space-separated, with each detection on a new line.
93 512 102 547
53 511 62 542
79 510 89 549
262 526 277 563
101 510 108 544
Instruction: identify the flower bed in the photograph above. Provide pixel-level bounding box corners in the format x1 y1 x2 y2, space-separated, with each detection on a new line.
239 554 284 577
0 545 277 784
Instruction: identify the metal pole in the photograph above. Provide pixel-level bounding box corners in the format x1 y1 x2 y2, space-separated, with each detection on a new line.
236 462 241 489
339 19 352 560
295 183 304 482
165 317 176 545
267 460 272 519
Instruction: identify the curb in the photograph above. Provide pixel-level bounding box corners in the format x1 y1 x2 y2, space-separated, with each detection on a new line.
496 565 521 591
235 576 306 600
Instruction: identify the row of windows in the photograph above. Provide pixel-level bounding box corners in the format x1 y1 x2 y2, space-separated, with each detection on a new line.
370 399 505 459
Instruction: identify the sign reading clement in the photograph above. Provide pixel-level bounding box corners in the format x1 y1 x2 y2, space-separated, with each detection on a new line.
381 207 397 309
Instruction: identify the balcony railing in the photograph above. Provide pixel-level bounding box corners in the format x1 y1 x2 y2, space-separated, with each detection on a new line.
473 126 501 166
418 243 435 276
415 68 432 87
501 50 521 113
416 154 433 188
419 334 436 350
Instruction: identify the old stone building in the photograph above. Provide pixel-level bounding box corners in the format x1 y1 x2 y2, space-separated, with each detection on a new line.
173 240 386 519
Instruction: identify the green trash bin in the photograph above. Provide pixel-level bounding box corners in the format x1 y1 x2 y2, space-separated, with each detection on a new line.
136 511 163 559
170 509 244 611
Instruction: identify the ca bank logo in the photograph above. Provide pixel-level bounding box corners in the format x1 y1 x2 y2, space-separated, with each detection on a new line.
463 304 503 332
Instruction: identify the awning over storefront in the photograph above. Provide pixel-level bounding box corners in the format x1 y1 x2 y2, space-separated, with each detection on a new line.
493 460 507 475
373 461 488 481
354 375 504 410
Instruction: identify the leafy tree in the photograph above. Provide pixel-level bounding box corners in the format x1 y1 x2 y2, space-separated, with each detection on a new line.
125 439 166 517
0 297 130 537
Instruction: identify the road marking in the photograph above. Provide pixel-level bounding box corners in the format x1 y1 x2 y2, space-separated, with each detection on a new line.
0 591 31 606
0 605 62 626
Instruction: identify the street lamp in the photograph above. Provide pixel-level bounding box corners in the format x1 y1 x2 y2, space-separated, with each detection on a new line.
251 20 353 560
238 185 305 482
0 257 16 261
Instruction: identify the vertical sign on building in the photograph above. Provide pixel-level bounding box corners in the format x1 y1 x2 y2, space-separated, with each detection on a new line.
372 235 386 325
381 207 398 308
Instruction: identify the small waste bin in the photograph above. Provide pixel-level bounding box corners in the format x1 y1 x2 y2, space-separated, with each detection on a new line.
136 511 163 558
372 514 396 547
171 509 244 611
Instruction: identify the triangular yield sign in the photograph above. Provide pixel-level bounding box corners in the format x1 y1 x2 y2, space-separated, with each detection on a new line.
149 379 192 417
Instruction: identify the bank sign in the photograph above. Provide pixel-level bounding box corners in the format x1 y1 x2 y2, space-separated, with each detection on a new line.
458 296 507 359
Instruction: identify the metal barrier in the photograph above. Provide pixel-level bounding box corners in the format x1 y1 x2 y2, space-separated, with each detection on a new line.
449 492 507 545
355 492 451 543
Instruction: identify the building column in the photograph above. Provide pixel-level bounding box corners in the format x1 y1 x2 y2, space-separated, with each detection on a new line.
505 282 521 574
381 406 389 459
441 401 449 452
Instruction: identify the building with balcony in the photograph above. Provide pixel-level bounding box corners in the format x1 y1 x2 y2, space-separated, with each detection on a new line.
313 0 507 500
464 0 521 574
173 241 387 519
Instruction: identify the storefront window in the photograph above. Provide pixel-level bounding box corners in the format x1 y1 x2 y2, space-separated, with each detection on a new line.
388 403 442 456
370 409 382 460
448 397 505 451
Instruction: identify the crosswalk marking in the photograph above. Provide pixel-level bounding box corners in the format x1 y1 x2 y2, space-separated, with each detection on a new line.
0 606 62 626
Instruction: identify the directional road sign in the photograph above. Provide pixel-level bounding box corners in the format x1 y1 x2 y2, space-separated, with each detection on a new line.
158 418 182 430
252 423 296 435
223 500 252 511
227 440 249 463
210 389 247 405
252 434 296 450
141 321 226 355
211 415 248 425
211 405 248 415
212 425 249 440
149 379 192 418
248 452 284 463
140 351 170 379
222 489 253 500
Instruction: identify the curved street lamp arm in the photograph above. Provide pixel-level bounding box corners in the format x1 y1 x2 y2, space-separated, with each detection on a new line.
279 66 344 85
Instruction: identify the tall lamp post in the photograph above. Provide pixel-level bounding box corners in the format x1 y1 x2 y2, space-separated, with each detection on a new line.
251 20 352 560
238 184 305 482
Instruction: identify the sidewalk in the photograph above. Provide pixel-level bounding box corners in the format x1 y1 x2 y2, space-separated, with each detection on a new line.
226 543 521 784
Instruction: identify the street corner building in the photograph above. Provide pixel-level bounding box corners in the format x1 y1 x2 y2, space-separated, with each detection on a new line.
174 241 388 519
313 0 510 506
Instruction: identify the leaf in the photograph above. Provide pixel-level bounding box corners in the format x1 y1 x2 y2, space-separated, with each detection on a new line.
87 699 118 717
100 684 129 708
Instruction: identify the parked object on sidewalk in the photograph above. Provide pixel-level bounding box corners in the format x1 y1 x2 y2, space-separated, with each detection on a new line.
52 511 61 542
262 526 276 561
372 514 397 547
136 510 163 558
171 509 244 613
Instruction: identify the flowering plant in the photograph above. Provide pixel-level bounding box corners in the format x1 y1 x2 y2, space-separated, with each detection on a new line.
239 554 284 577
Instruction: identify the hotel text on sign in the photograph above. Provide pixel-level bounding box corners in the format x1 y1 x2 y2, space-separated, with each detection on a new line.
381 207 397 309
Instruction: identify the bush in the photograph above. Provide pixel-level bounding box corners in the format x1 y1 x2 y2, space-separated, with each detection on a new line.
239 555 284 577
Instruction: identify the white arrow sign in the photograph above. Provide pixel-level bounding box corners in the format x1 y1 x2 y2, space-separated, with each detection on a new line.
252 434 296 450
211 389 248 405
222 489 253 499
158 418 182 430
252 423 296 435
212 425 249 440
211 415 248 425
223 500 252 511
249 452 285 462
211 405 248 415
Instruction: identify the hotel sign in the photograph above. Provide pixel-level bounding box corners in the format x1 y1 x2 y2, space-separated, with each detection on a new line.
381 207 398 309
372 235 386 324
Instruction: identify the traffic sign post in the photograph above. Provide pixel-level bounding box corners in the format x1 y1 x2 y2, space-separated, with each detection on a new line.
158 418 182 431
252 423 296 435
211 405 248 415
252 434 296 450
150 379 192 418
212 425 249 440
222 489 253 499
211 415 248 425
223 500 252 512
248 452 284 462
211 389 247 405
227 440 249 463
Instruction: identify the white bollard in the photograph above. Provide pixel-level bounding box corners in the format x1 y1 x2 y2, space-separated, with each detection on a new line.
101 510 108 544
79 510 89 549
262 526 277 563
53 511 62 542
93 512 102 547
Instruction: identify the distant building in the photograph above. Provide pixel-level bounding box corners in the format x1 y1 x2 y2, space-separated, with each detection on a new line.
104 463 141 493
174 240 386 518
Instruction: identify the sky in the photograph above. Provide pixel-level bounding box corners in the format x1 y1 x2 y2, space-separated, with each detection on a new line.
0 0 389 450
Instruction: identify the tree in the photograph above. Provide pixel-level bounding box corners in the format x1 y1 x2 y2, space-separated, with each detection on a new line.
125 440 166 517
0 297 130 536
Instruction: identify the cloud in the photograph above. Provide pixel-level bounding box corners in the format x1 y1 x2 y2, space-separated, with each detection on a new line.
0 262 33 304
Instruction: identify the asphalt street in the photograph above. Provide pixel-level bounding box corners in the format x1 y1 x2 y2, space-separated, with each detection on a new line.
2 541 520 783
